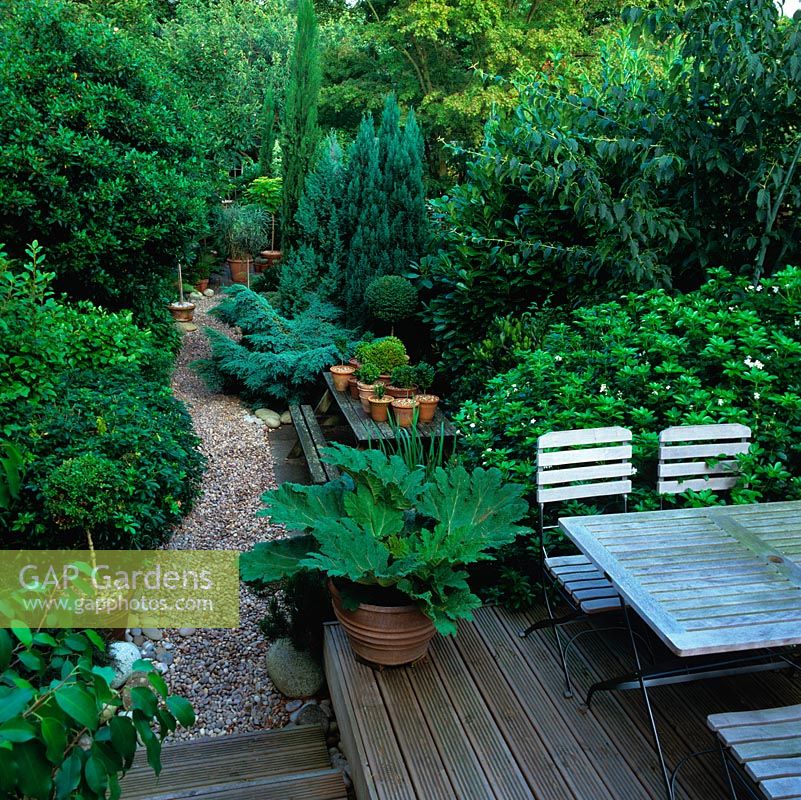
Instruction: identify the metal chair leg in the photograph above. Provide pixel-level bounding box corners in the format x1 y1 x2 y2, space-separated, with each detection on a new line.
718 744 740 800
544 582 574 698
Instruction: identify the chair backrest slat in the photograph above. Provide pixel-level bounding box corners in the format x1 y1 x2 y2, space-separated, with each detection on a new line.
657 424 751 496
536 426 633 507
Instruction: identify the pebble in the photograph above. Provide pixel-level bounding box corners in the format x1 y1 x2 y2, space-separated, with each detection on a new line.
178 628 195 637
285 699 303 713
203 289 214 297
142 628 162 641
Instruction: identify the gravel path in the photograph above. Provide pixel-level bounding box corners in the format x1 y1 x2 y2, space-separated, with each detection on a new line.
163 294 289 739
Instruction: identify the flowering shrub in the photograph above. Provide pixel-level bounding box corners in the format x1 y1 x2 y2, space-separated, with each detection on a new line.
456 267 801 510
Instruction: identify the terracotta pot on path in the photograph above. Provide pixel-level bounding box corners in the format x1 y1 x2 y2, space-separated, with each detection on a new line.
330 364 356 392
329 580 436 667
167 302 195 322
391 398 419 428
228 258 252 285
195 279 209 293
416 394 440 424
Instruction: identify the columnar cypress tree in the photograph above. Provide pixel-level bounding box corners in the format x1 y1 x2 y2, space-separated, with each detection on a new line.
400 107 427 261
294 133 347 300
344 116 390 322
258 87 277 178
281 0 321 245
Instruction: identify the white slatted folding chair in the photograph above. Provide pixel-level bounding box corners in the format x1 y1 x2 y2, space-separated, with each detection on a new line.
658 424 751 500
520 426 634 698
708 704 801 800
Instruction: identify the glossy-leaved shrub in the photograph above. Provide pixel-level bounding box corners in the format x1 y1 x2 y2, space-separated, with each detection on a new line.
456 267 801 511
0 626 195 800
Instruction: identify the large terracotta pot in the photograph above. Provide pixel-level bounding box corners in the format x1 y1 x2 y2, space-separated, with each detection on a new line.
357 381 380 413
385 385 417 399
329 580 435 667
167 302 195 322
330 364 356 392
369 396 393 422
391 398 419 428
228 258 252 285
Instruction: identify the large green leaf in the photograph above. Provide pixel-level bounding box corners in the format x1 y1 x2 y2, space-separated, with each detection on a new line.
109 717 137 770
240 535 316 583
55 685 98 731
0 719 36 743
302 519 391 583
41 717 67 764
55 752 82 800
343 483 405 539
14 740 52 800
0 688 34 725
0 630 12 672
261 481 344 531
166 695 195 727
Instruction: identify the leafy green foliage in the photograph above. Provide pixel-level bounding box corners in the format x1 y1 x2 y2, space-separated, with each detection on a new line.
0 0 217 322
419 4 801 381
0 244 201 550
246 177 283 215
359 336 407 374
365 275 418 327
215 205 272 261
412 362 435 394
456 267 801 512
389 365 416 389
202 286 355 404
0 627 193 800
355 364 381 384
241 443 530 634
15 368 203 549
282 0 322 244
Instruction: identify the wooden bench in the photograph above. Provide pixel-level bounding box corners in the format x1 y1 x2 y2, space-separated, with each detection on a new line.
708 704 801 799
288 404 340 484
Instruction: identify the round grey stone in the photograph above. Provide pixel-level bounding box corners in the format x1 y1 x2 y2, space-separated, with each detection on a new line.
254 409 281 428
264 638 323 698
189 291 204 301
293 701 329 729
108 642 141 689
142 628 162 641
203 289 214 297
280 411 292 425
285 699 303 713
178 627 195 637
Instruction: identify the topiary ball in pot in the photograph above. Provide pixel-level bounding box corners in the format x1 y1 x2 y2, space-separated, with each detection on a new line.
365 275 418 333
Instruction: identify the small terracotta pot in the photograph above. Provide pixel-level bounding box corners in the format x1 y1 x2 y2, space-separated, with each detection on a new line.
416 394 440 424
348 374 359 399
358 381 381 413
329 580 435 667
330 364 356 392
195 279 209 293
348 358 361 369
392 398 419 428
167 302 195 322
228 258 252 285
385 385 417 399
260 250 282 268
369 396 394 422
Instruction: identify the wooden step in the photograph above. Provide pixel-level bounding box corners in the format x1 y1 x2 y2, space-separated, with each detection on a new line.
137 769 348 800
121 726 337 799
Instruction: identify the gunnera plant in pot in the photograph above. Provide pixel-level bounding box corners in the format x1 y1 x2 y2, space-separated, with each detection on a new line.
216 203 271 285
240 443 530 666
414 362 439 423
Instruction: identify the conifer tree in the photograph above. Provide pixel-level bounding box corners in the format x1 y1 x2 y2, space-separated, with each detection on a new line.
344 115 390 323
281 0 321 245
258 87 277 177
400 108 427 261
295 133 347 300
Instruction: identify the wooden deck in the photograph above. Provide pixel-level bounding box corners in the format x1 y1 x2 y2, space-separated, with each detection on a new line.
324 606 801 800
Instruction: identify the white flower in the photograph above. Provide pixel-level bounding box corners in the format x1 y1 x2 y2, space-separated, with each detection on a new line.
718 399 725 406
795 318 800 327
599 384 608 394
754 392 761 400
728 306 735 312
746 285 754 292
469 422 476 429
632 467 638 475
772 286 780 294
486 447 493 453
530 417 537 425
754 360 764 370
756 285 763 292
554 355 563 362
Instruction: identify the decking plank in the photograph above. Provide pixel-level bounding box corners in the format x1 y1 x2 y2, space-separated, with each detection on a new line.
328 625 416 800
401 651 502 800
428 636 534 800
452 617 587 799
289 404 327 484
376 669 459 799
477 609 662 800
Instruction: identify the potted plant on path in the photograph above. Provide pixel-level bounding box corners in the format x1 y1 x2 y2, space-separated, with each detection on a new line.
240 444 530 667
167 262 195 322
216 203 271 285
246 176 283 270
